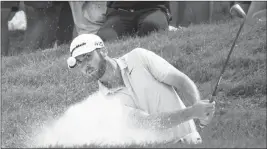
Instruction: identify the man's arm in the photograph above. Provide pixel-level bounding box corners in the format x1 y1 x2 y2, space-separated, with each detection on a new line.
124 99 214 130
136 48 201 105
124 105 195 130
162 68 201 105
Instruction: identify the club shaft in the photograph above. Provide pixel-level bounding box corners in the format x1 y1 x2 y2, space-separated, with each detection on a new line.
210 20 246 103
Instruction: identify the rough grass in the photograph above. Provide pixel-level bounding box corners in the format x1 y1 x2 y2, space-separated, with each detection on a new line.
1 18 266 148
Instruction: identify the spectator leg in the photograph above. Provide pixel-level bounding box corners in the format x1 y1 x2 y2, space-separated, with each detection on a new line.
56 2 74 45
1 8 11 56
137 9 169 37
97 9 136 42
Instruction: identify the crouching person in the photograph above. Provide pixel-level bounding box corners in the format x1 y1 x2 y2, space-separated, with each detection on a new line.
96 1 171 41
67 34 216 144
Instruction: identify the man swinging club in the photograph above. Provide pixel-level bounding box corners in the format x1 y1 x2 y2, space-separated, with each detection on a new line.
67 34 216 144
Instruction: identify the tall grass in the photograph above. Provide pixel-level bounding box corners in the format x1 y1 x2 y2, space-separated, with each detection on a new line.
1 18 266 148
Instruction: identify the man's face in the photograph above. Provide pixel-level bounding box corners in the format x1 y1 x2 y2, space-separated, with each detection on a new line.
75 50 106 81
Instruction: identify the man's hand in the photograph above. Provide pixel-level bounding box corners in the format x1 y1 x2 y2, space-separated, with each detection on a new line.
197 96 216 128
199 110 215 128
192 99 216 120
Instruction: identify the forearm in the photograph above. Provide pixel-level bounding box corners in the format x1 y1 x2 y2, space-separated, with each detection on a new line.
162 69 201 105
128 106 195 130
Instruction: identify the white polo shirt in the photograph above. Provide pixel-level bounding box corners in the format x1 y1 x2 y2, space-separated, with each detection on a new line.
98 48 201 143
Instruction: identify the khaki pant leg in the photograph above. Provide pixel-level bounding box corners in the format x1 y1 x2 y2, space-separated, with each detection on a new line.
69 1 106 35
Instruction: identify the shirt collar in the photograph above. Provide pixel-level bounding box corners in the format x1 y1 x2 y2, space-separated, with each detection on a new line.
98 56 128 95
115 56 128 70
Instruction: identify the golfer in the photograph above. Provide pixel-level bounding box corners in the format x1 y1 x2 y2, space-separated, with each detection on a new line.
67 34 216 144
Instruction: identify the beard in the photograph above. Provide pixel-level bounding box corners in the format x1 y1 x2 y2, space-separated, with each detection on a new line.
86 53 107 81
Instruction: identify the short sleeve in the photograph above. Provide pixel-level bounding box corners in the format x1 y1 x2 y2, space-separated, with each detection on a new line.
134 48 175 82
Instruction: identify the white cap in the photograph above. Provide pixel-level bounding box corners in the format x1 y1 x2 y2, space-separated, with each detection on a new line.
67 34 104 68
70 34 104 58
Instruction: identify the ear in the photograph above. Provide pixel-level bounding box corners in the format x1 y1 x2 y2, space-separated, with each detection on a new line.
99 47 108 57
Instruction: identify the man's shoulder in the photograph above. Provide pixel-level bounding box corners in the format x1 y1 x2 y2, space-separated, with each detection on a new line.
122 47 159 62
126 47 150 57
118 48 149 67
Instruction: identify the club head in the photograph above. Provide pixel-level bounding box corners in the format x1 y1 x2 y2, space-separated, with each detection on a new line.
230 3 247 18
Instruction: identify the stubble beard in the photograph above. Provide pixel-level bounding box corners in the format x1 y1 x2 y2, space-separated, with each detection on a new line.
86 54 107 81
94 60 106 80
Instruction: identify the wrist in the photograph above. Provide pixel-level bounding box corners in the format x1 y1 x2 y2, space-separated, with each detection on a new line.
186 106 196 120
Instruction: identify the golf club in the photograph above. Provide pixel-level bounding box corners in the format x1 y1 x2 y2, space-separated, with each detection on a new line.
209 3 247 103
199 4 247 128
